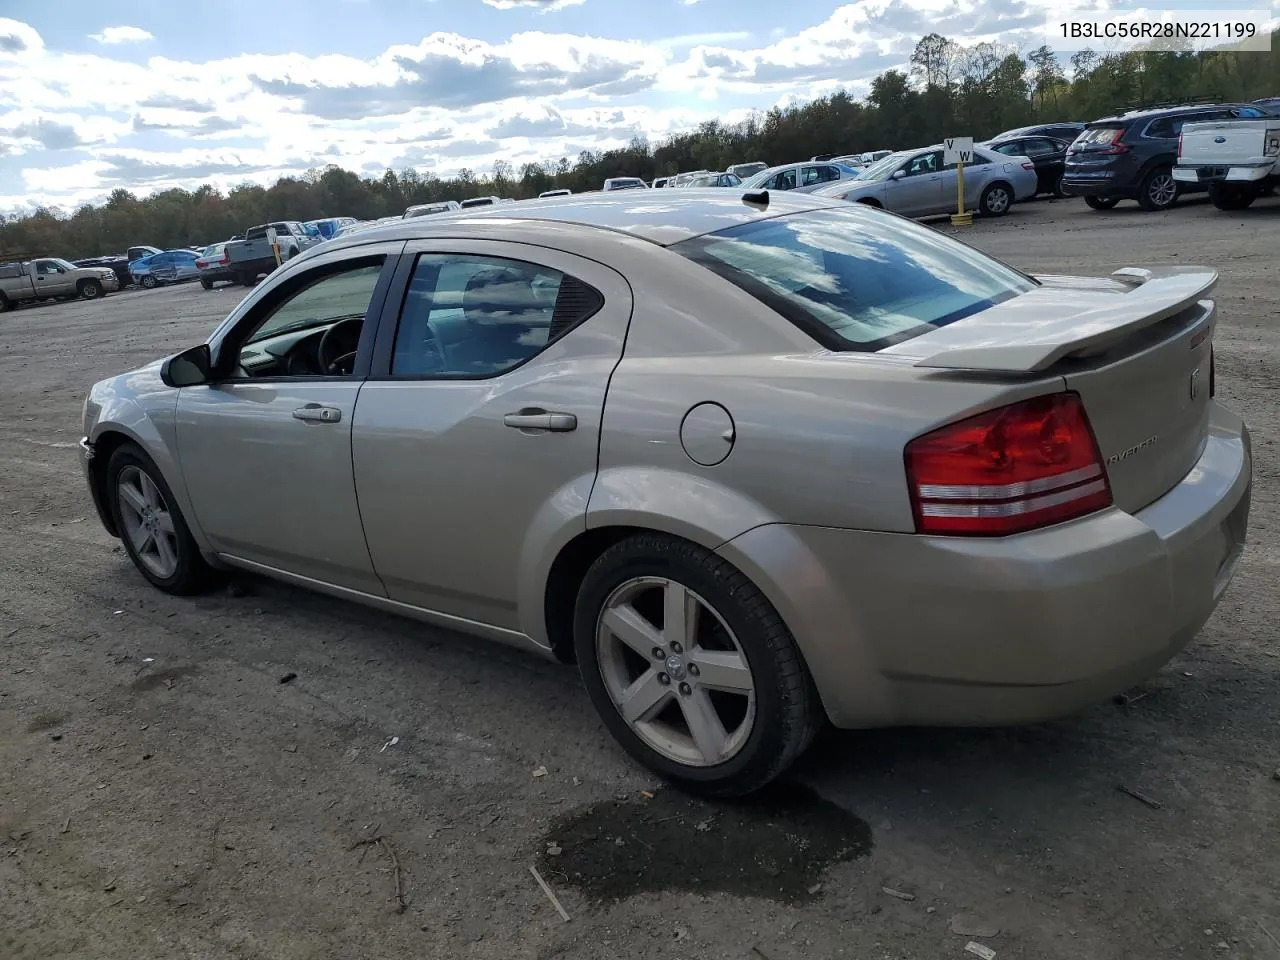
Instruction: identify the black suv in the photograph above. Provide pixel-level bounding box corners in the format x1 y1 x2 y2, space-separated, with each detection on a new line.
1063 103 1273 211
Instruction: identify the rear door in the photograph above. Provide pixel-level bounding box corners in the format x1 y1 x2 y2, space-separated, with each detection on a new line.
351 241 632 629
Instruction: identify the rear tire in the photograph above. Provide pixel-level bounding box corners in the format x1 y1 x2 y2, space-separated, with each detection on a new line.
574 532 820 798
1052 176 1068 199
105 444 219 595
1137 166 1178 211
199 278 214 290
1208 182 1256 210
139 275 158 289
1084 195 1119 210
240 273 257 287
979 181 1013 217
0 294 10 312
77 278 103 299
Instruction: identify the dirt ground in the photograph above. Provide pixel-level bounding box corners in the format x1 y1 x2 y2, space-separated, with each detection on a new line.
2 195 1279 960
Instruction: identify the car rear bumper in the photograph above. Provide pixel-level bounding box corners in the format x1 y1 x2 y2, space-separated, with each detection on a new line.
1174 162 1276 184
717 402 1252 729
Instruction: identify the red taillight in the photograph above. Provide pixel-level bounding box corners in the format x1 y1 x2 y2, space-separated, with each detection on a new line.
1021 161 1035 170
905 393 1112 537
196 260 206 268
1099 128 1129 155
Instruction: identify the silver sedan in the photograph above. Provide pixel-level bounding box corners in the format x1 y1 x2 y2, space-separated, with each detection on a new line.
815 144 1039 217
80 193 1251 796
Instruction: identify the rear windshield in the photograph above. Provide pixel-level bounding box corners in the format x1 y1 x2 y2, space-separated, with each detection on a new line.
673 207 1037 351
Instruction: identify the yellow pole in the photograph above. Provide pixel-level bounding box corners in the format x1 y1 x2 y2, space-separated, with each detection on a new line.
951 159 973 227
272 242 282 267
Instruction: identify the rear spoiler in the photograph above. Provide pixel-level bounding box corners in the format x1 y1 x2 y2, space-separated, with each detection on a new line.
911 266 1217 373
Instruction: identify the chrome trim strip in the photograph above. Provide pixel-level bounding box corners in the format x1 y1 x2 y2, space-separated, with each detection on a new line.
920 479 1109 518
917 463 1102 501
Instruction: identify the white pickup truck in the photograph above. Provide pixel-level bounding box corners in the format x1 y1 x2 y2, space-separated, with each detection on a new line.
1174 116 1280 210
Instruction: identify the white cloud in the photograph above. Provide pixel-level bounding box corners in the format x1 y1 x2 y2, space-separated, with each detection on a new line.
482 0 587 11
89 25 154 45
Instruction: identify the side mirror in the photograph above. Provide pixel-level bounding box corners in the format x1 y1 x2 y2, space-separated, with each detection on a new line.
160 344 212 388
890 169 907 180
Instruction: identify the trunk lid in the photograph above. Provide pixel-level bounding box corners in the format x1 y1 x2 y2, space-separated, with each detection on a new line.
1179 119 1280 165
881 267 1217 514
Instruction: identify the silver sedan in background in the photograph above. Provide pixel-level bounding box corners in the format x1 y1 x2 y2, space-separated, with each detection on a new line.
815 144 1038 217
742 160 863 193
80 193 1250 797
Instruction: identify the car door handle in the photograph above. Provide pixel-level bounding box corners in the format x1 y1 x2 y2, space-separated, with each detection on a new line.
503 410 577 432
292 404 342 423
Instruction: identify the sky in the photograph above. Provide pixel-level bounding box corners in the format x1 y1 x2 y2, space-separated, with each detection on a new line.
0 0 1260 213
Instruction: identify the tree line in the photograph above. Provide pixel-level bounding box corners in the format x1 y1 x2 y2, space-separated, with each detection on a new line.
3 32 1277 261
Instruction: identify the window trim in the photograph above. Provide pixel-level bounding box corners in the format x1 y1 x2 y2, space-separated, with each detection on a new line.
204 252 400 384
368 248 605 381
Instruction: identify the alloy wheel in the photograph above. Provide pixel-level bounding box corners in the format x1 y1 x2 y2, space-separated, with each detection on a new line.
116 465 180 579
1148 173 1176 207
985 186 1010 214
596 576 756 767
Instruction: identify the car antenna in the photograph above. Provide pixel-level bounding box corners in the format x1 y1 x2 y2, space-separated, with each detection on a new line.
742 189 769 207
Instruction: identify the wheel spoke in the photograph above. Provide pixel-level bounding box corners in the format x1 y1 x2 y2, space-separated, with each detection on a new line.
691 649 753 693
662 581 697 649
119 480 147 516
601 605 662 658
153 532 177 573
681 689 730 764
129 524 153 555
154 510 175 535
617 669 672 724
141 473 162 508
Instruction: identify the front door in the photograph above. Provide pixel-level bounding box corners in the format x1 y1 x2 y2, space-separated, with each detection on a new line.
890 151 944 215
175 251 397 593
34 260 75 296
352 242 632 630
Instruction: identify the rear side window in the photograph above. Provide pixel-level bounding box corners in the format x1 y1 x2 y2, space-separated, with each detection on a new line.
390 254 603 377
674 207 1037 352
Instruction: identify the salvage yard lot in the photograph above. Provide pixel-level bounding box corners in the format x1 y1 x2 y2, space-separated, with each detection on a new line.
2 197 1279 960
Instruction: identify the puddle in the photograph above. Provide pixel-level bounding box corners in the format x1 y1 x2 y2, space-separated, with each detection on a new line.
131 664 198 692
536 782 872 904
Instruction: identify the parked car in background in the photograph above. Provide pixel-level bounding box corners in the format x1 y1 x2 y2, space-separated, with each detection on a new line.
743 161 861 193
992 122 1085 144
651 177 672 188
987 135 1070 196
539 189 572 198
1175 114 1280 209
81 192 1251 797
460 196 503 208
195 243 236 289
603 177 649 191
680 173 744 188
815 144 1036 218
224 221 320 286
857 150 893 165
669 171 711 187
403 202 461 218
0 257 118 310
130 249 201 288
305 217 360 239
726 161 768 179
1254 97 1280 112
75 245 162 288
1063 103 1271 211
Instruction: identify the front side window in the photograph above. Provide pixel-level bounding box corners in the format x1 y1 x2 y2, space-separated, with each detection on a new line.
390 254 602 377
775 168 798 190
905 152 940 176
35 260 63 275
231 259 385 378
674 207 1037 352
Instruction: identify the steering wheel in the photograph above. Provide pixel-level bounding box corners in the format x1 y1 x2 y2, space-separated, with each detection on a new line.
317 316 363 375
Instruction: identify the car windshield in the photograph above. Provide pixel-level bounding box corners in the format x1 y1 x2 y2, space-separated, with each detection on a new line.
742 168 779 188
673 207 1037 351
854 153 908 182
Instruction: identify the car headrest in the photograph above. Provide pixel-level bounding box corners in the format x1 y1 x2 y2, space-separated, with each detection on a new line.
462 268 538 329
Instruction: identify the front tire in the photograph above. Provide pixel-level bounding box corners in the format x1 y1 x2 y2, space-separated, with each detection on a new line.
979 181 1013 217
574 533 820 797
1084 195 1119 210
78 279 103 299
1208 182 1256 210
106 444 217 595
1137 166 1178 211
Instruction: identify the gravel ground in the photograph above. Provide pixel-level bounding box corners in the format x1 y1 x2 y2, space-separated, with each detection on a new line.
2 195 1278 960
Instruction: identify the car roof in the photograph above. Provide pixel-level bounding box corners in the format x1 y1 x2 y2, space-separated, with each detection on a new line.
1089 103 1250 124
308 191 835 251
